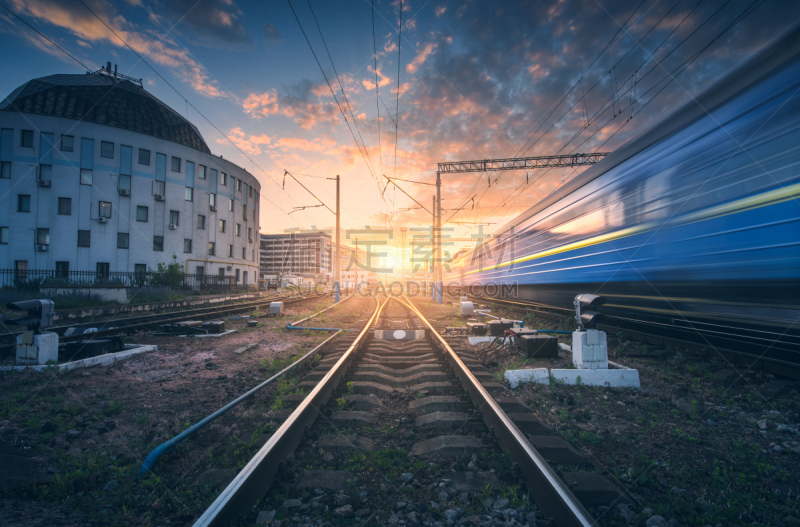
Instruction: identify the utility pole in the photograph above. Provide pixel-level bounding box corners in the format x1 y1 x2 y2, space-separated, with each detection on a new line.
431 195 436 300
436 172 443 304
334 175 341 303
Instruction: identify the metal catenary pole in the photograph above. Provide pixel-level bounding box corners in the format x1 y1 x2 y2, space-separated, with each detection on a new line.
436 172 442 304
334 175 340 302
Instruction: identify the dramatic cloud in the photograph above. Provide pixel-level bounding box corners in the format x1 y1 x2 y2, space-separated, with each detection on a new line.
156 0 252 49
243 90 279 117
8 0 226 98
223 128 271 155
406 42 436 73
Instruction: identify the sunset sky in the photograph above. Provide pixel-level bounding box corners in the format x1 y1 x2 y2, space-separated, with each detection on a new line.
1 0 797 269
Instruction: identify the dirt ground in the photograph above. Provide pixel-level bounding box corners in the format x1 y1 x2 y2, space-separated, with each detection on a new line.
415 295 800 527
0 294 374 527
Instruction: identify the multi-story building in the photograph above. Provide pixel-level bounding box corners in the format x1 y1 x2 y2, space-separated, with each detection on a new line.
259 232 332 280
0 66 261 285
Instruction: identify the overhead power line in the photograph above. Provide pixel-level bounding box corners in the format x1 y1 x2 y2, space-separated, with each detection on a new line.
393 0 403 180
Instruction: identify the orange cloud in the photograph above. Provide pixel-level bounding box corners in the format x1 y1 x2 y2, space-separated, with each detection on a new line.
363 65 392 90
243 90 279 117
224 128 271 155
406 42 436 73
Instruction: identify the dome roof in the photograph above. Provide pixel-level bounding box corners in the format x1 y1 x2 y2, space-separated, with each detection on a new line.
0 72 210 153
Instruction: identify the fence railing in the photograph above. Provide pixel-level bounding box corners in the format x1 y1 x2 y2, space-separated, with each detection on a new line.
0 269 255 292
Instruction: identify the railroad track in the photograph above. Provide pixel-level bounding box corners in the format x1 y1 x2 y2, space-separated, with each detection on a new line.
193 295 624 527
0 291 326 357
460 292 800 380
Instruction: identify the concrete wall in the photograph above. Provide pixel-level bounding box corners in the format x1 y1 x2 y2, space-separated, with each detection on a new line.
0 113 261 283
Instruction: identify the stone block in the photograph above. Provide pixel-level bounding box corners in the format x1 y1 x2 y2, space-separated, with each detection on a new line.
504 368 549 388
16 332 58 365
448 471 501 492
550 368 640 388
349 382 394 395
572 330 608 369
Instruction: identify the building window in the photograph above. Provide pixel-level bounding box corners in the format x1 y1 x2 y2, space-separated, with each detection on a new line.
219 219 226 233
228 245 233 257
153 180 165 196
229 199 233 212
197 215 206 229
221 172 227 185
17 194 30 212
137 205 148 222
237 179 242 192
185 187 193 201
117 232 129 249
100 141 114 159
58 197 71 215
80 168 93 185
184 239 192 253
153 236 164 252
235 269 240 282
138 149 150 165
0 227 7 244
20 130 33 148
198 165 206 179
134 264 146 275
243 205 247 220
242 247 246 259
0 161 9 179
210 193 216 208
36 228 49 245
171 156 181 172
99 201 112 218
55 261 69 277
78 230 90 247
119 174 131 192
170 210 180 225
96 262 109 281
249 187 253 198
208 242 215 255
61 135 74 152
39 164 52 183
236 223 241 236
248 227 252 240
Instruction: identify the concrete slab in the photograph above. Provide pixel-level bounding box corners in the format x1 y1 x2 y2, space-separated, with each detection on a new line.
507 413 555 436
349 382 395 395
562 472 624 506
318 435 374 453
350 371 448 386
448 471 501 492
527 435 588 465
504 368 550 388
410 435 483 457
415 412 468 430
494 397 532 414
0 344 157 372
374 329 426 340
295 470 355 491
331 411 375 427
407 382 458 395
179 329 237 338
409 395 461 412
468 336 512 345
344 394 383 410
549 368 640 388
232 342 258 354
355 364 443 375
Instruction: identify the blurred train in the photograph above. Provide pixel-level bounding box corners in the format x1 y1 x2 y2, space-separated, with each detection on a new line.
452 25 800 372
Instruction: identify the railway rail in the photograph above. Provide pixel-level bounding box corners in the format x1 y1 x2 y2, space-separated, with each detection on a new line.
0 291 326 357
192 295 623 527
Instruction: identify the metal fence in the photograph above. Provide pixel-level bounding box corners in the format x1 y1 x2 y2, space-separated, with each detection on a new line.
0 269 253 292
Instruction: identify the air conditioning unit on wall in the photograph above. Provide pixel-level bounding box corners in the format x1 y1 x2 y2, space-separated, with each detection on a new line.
98 217 107 223
119 189 130 196
210 205 217 211
169 224 177 230
154 194 164 201
226 265 232 270
37 180 51 187
35 245 48 251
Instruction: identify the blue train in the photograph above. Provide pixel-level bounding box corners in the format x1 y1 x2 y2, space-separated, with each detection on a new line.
452 25 800 371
